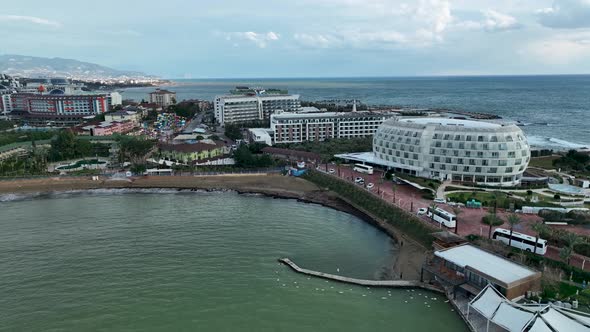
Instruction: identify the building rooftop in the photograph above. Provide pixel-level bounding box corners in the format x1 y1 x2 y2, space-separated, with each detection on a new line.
272 111 395 120
435 244 538 285
398 117 504 129
149 89 175 95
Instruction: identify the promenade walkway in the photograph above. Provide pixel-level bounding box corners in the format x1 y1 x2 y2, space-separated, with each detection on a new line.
279 258 443 293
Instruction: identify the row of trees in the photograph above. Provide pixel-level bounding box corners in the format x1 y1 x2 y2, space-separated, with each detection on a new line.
48 131 110 162
233 144 275 168
304 170 435 247
276 137 373 162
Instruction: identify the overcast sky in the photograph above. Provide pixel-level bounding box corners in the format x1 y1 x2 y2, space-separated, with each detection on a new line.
2 0 590 78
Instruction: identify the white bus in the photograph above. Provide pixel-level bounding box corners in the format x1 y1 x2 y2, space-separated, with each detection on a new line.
492 228 547 255
353 164 373 175
427 207 456 228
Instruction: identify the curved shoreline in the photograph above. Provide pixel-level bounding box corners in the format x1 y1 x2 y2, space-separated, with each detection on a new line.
0 174 425 279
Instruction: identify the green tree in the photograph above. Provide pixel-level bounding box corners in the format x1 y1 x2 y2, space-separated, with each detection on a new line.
117 136 155 164
507 214 522 247
531 222 550 255
224 124 242 141
482 213 503 239
560 233 581 265
429 202 438 227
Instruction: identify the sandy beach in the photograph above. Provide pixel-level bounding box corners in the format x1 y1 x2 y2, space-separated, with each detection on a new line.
0 174 427 280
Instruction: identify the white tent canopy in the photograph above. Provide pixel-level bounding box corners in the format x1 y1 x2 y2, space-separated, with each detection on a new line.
468 285 590 332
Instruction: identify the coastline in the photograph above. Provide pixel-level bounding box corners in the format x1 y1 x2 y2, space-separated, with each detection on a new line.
0 174 426 280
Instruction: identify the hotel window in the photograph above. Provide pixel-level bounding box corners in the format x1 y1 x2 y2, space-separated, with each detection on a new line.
506 136 513 142
478 136 484 142
446 142 453 148
451 165 458 171
440 164 446 170
413 154 419 160
433 134 439 139
499 143 508 150
508 151 516 158
491 152 499 158
463 166 470 172
459 142 465 149
475 167 482 173
430 148 435 154
522 150 527 156
483 144 489 150
434 156 440 162
505 167 513 173
465 151 471 157
446 158 452 163
477 151 484 157
469 159 476 165
490 136 498 142
488 168 498 173
444 134 450 140
458 158 464 164
453 150 459 156
498 160 507 166
455 135 461 141
482 160 488 166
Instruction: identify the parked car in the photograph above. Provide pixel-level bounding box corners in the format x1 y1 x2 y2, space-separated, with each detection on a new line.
328 168 336 174
354 177 364 184
433 198 446 204
366 183 374 190
417 208 428 215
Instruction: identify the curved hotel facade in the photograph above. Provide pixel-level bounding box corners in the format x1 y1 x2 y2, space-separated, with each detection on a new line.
372 118 530 186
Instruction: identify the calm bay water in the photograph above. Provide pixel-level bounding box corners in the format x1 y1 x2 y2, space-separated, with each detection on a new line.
122 75 590 149
0 191 466 331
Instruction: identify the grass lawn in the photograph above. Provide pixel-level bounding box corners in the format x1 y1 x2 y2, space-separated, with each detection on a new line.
447 191 509 205
528 155 560 169
395 173 439 190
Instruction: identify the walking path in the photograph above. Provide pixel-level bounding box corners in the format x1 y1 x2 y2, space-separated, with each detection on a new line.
278 258 443 293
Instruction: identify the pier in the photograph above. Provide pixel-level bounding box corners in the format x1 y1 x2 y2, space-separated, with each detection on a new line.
278 258 443 293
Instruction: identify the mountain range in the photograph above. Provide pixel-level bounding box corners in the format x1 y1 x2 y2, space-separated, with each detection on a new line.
0 54 155 80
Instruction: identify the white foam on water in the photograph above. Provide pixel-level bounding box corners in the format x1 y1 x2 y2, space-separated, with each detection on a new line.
527 135 589 150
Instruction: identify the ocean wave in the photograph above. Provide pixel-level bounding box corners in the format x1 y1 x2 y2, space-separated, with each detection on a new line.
527 136 589 150
0 188 236 203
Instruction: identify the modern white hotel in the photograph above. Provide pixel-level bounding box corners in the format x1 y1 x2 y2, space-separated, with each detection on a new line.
369 117 530 186
214 87 301 125
271 111 395 144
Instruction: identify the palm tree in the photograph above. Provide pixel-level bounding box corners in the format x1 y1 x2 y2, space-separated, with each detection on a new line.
560 232 581 265
392 184 397 204
507 214 522 247
429 202 438 227
452 207 462 235
531 222 549 254
482 213 503 239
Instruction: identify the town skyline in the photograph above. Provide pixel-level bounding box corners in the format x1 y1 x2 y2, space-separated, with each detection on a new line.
2 0 590 78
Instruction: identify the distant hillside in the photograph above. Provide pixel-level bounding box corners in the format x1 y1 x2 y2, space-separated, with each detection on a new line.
0 54 155 80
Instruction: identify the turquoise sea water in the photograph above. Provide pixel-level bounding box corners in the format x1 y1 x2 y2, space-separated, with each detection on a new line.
121 75 590 149
0 191 467 331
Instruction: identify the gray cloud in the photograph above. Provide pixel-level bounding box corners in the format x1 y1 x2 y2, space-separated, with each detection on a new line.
537 0 590 29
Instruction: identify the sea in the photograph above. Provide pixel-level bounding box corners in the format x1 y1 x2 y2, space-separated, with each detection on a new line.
121 75 590 150
0 190 467 331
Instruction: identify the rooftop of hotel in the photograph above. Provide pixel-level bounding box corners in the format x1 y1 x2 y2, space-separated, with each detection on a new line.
435 244 538 285
398 117 505 129
272 111 396 120
149 89 175 95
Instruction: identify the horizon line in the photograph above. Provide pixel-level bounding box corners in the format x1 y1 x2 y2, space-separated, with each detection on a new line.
162 73 590 80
